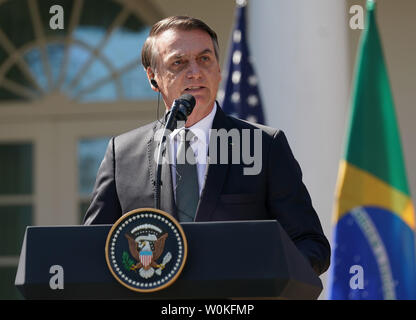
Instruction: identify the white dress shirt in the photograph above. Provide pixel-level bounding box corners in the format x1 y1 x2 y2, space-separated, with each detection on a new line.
169 102 217 199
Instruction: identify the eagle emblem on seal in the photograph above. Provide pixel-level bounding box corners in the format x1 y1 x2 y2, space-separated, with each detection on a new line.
124 223 172 279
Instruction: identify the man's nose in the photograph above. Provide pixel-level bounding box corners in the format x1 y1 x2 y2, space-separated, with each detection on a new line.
186 60 202 79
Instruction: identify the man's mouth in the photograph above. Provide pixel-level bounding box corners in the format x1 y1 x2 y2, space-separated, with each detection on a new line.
184 86 205 93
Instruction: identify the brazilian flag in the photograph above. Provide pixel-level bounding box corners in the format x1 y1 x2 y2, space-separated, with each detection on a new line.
328 1 416 299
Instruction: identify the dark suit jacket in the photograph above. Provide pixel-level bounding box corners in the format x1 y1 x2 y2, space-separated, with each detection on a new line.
83 105 330 275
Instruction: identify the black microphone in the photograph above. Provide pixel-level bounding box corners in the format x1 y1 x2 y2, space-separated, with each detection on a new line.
154 94 196 210
164 94 196 131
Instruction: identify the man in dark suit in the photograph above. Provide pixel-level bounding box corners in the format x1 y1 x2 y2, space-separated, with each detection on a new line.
83 16 330 276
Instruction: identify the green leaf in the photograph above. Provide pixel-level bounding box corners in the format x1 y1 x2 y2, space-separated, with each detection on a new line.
122 251 134 270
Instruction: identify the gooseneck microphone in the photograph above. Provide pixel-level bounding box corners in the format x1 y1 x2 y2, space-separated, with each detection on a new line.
154 94 196 210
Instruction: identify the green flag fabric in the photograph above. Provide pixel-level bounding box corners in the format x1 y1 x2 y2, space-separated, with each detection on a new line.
328 0 416 300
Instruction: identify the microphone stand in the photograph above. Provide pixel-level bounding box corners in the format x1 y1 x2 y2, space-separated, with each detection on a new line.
154 94 195 210
154 105 179 210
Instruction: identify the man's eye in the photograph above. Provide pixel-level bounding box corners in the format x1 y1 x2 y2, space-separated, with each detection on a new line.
201 56 210 62
173 60 182 65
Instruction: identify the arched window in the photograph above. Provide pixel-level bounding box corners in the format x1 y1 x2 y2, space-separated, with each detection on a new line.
0 0 159 103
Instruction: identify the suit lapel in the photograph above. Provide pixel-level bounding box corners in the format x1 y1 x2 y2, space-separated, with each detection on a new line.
147 120 178 220
195 106 232 221
147 106 232 222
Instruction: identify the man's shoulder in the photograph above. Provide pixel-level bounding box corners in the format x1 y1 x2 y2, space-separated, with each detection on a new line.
224 114 281 139
112 120 159 152
116 120 158 141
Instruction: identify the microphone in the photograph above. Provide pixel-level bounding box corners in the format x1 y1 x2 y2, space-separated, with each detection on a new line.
164 94 196 131
154 94 196 210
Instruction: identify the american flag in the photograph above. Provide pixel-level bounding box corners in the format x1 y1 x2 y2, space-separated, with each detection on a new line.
218 0 265 125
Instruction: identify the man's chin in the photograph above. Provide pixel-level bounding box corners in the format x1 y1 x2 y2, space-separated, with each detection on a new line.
187 102 214 122
195 99 215 112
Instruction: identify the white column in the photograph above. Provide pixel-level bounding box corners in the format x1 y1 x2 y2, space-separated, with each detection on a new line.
249 0 350 299
34 122 59 226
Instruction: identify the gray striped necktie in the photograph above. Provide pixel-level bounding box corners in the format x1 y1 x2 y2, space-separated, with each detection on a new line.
175 129 200 222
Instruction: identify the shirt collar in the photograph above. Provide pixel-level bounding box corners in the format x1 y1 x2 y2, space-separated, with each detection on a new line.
170 102 217 145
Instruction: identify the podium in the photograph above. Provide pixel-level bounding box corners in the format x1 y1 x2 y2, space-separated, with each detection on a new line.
15 220 322 299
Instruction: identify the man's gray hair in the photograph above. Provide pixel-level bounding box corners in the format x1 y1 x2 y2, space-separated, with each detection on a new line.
141 16 220 72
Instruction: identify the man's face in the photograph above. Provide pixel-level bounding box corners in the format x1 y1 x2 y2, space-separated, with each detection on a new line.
149 28 221 126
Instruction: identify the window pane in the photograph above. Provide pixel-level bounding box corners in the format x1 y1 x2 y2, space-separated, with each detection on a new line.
0 266 23 300
78 137 110 195
22 43 67 92
23 48 48 92
47 43 66 84
121 67 155 100
0 143 33 195
73 59 113 100
0 0 35 49
77 0 122 31
72 26 106 51
78 82 117 102
101 25 148 71
5 64 40 98
0 205 32 256
0 44 6 64
0 86 24 102
62 44 93 91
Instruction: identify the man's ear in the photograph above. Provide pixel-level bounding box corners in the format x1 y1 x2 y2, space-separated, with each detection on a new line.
146 67 159 92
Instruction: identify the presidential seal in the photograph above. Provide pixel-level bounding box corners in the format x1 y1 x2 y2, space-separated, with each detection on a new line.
105 208 188 292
